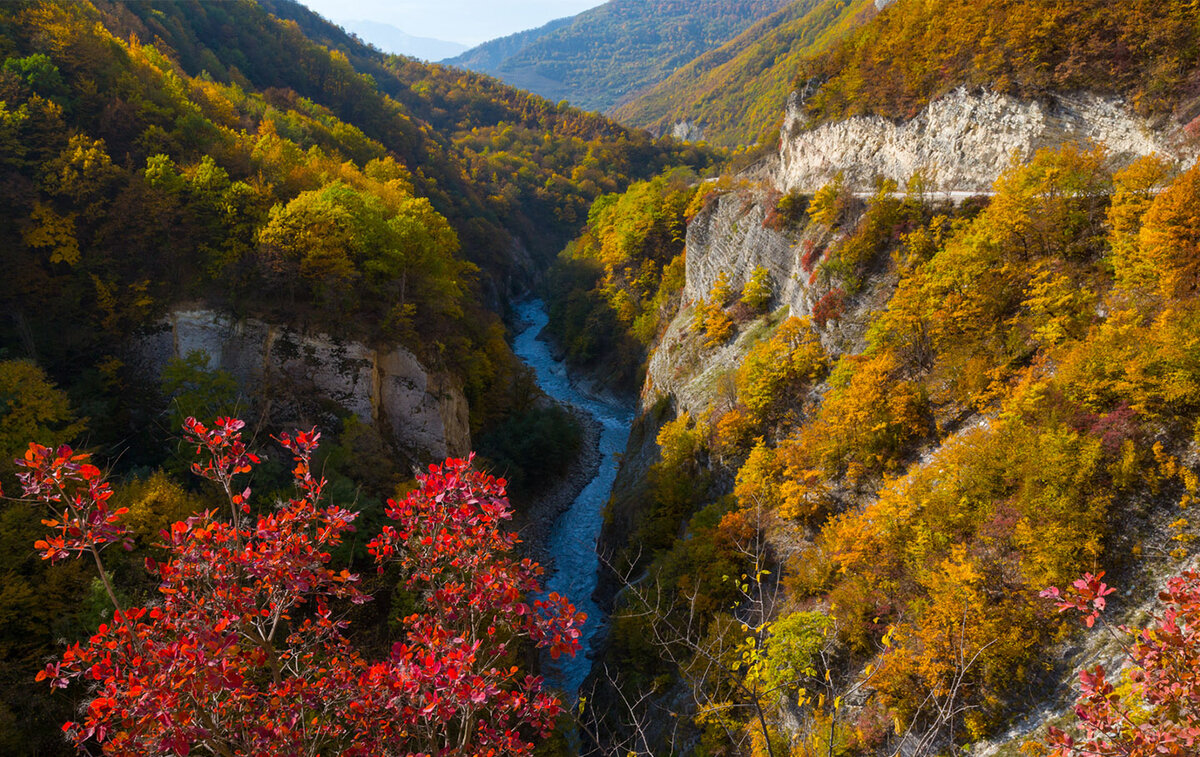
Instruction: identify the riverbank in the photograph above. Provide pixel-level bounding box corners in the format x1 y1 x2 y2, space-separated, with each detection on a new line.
509 298 635 694
514 403 603 566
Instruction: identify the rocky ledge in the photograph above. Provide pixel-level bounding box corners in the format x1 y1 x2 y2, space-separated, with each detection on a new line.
778 87 1196 194
135 307 471 462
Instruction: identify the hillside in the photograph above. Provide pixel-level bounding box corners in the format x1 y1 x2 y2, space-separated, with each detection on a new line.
95 0 713 269
549 1 1200 754
442 15 573 73
580 141 1200 757
444 0 790 114
614 0 874 146
801 0 1200 124
0 2 714 750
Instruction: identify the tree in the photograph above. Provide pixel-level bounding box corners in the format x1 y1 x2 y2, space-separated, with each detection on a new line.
1041 571 1200 757
0 359 83 474
736 316 828 428
1136 163 1200 301
257 181 466 335
741 266 773 312
159 350 238 430
20 417 581 756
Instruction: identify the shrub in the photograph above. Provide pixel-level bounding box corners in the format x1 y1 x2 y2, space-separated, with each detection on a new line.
812 288 846 328
22 418 581 756
763 190 811 232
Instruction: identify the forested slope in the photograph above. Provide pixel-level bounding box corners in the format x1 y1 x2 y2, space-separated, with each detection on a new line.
800 0 1200 124
564 0 1200 754
586 137 1200 757
614 0 874 146
445 0 790 114
94 0 714 268
440 16 573 75
0 1 713 750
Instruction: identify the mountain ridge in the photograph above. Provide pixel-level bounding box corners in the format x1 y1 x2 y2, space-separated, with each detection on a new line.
614 0 875 146
337 19 467 61
445 0 790 113
442 15 574 72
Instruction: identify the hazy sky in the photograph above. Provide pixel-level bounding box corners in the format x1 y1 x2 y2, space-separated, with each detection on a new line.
298 0 605 46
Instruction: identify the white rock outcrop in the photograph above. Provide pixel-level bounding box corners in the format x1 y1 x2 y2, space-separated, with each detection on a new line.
646 189 817 415
137 308 471 461
778 88 1195 194
669 120 705 142
682 192 803 310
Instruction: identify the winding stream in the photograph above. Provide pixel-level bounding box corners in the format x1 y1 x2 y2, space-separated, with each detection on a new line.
511 299 634 696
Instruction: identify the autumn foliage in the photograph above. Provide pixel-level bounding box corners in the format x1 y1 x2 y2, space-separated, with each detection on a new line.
803 0 1200 123
599 139 1200 754
19 417 580 756
1043 571 1200 757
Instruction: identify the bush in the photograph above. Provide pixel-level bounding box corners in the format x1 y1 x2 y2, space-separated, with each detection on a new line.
763 190 810 232
21 418 581 756
740 265 773 311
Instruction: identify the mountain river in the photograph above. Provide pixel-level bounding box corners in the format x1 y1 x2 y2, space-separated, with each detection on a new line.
511 299 634 697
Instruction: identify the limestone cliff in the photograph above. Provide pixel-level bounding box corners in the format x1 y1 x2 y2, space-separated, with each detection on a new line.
137 308 471 462
647 86 1200 415
646 185 885 417
669 120 705 142
778 88 1196 193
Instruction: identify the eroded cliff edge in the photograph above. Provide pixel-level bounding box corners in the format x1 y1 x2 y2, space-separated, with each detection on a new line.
136 307 471 463
779 87 1196 194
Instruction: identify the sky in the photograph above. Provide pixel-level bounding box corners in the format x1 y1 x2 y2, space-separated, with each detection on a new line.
298 0 605 47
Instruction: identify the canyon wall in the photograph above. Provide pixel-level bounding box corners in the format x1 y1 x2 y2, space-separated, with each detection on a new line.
778 88 1194 193
137 308 471 462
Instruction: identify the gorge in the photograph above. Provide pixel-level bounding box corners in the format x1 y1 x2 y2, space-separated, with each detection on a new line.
511 299 634 697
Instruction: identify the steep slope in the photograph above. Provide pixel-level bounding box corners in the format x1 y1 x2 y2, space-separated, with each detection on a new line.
93 0 713 273
800 0 1200 124
613 0 873 146
444 0 790 114
442 16 573 72
567 2 1200 754
775 0 1200 192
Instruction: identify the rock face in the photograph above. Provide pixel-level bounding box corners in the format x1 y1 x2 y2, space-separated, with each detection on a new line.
648 85 1200 416
682 189 807 311
644 189 804 413
648 188 885 415
778 88 1195 193
137 308 471 461
644 300 767 415
669 120 705 142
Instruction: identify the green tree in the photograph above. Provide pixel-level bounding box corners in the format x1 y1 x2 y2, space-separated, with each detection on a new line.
160 350 239 431
0 360 83 475
258 181 466 336
741 265 773 311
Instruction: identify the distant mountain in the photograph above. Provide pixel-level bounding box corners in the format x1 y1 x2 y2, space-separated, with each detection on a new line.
614 0 877 146
444 0 790 114
442 16 574 71
337 19 467 61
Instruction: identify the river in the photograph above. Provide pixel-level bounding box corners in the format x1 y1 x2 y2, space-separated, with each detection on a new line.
511 299 634 697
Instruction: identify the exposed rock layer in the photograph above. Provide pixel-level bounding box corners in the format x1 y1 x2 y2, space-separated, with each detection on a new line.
138 308 471 461
778 88 1195 193
682 190 800 308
